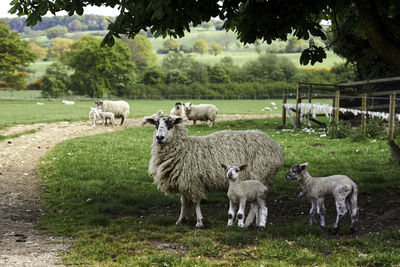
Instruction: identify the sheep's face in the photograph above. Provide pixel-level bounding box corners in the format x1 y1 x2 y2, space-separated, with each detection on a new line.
286 163 308 181
95 101 104 110
175 102 182 110
146 115 183 145
221 164 247 181
184 102 192 113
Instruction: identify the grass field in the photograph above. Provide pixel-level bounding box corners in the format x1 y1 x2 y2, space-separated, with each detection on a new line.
0 98 335 129
39 118 400 266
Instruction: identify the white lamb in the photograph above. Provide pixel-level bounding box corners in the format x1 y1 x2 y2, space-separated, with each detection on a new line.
146 115 284 228
286 163 359 233
170 102 188 122
221 164 269 230
88 107 101 126
96 100 130 125
184 102 218 127
98 110 115 126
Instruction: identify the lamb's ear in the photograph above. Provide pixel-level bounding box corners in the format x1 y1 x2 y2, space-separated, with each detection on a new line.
146 118 158 125
173 117 183 125
300 162 308 171
239 165 247 171
221 164 227 170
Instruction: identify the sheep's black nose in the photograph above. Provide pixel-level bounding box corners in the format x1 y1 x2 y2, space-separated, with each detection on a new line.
156 135 165 141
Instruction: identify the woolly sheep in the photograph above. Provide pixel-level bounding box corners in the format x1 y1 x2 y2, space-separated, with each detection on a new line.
89 107 101 126
170 102 188 122
286 163 359 233
184 102 218 127
98 110 115 126
62 100 75 105
146 115 284 228
221 164 269 230
96 100 130 125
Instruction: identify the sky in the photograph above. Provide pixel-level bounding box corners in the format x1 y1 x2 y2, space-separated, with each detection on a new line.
0 2 120 18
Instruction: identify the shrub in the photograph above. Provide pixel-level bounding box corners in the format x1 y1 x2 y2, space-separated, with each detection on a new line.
326 121 352 139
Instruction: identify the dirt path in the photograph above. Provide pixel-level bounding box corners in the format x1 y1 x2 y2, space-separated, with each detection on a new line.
0 114 273 266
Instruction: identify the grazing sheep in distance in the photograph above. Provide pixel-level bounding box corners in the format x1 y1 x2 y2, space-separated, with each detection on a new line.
170 102 188 122
221 164 269 230
146 115 284 228
96 100 130 125
89 107 101 126
62 100 75 105
286 162 359 233
184 102 218 127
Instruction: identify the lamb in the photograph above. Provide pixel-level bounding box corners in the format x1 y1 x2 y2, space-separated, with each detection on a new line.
286 163 359 233
184 102 218 127
146 115 284 228
62 100 75 105
89 107 101 126
170 102 188 122
221 164 269 230
98 110 115 126
96 100 130 125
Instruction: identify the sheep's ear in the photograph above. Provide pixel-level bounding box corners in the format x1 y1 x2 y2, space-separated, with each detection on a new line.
146 118 158 125
239 165 247 171
173 117 183 125
221 164 227 170
300 162 308 171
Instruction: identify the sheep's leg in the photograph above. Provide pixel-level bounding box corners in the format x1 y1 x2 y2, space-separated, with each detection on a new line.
237 198 246 228
193 120 196 126
227 200 237 226
209 120 214 128
176 195 188 225
317 201 326 229
120 116 124 125
333 198 347 233
244 203 257 228
309 202 318 225
347 189 358 232
257 200 268 229
194 200 204 229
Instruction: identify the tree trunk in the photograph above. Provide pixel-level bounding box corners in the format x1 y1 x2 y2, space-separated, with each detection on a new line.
353 0 400 70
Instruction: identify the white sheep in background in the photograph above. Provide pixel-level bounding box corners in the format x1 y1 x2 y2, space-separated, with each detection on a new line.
62 100 75 105
221 164 269 230
184 102 218 127
88 107 101 126
36 102 44 105
264 107 272 111
98 110 115 126
286 162 359 233
96 100 130 125
170 102 188 122
146 115 284 228
141 110 164 126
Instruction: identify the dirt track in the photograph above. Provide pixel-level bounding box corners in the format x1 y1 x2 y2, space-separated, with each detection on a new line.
0 114 274 266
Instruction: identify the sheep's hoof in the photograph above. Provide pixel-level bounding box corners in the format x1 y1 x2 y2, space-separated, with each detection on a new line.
175 217 187 225
195 223 204 229
256 226 265 231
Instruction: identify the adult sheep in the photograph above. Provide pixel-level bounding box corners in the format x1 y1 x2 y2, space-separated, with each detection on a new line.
96 100 130 125
146 115 284 228
184 102 218 127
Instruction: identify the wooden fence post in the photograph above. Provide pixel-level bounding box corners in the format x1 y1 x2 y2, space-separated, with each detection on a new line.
334 89 340 124
361 94 367 135
307 84 312 128
296 85 301 128
282 89 287 127
389 92 396 140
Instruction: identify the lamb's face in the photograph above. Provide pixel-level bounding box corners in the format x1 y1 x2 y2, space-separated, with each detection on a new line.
286 163 308 181
95 101 104 110
146 115 183 145
221 164 247 181
175 102 182 110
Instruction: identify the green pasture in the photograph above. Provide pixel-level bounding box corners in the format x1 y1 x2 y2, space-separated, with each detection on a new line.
39 118 400 266
0 98 333 129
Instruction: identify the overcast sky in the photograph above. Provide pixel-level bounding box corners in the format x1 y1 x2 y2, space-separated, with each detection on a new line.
0 2 120 18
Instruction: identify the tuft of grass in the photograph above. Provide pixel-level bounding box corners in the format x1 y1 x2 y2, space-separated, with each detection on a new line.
0 128 39 142
39 118 400 266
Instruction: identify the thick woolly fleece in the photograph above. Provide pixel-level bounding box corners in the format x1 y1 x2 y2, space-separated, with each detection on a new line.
185 104 218 125
98 100 130 122
148 124 284 202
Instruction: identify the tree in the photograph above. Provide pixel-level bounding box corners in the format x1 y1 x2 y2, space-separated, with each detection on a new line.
45 25 68 39
285 36 308 53
162 39 180 52
161 52 193 70
193 39 208 55
122 35 157 73
0 20 36 81
209 43 222 56
41 61 70 98
48 37 73 58
68 19 83 32
29 42 48 59
61 35 135 97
